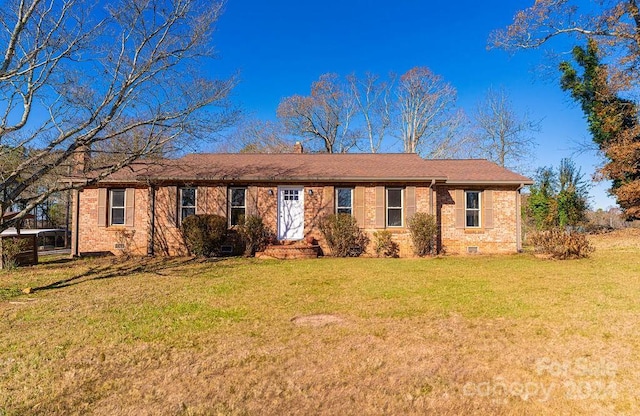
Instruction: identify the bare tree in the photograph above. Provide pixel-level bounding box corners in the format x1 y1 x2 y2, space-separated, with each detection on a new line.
346 72 394 153
0 0 237 233
472 87 538 170
489 0 640 91
277 73 358 153
223 118 292 153
395 67 462 157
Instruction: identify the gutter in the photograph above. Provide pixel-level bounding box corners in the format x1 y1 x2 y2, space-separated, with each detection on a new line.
516 183 525 252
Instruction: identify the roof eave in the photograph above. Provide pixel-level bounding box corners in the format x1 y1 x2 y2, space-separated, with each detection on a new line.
444 180 534 186
135 176 449 183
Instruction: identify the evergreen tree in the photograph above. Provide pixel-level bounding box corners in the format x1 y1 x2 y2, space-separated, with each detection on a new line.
559 40 640 218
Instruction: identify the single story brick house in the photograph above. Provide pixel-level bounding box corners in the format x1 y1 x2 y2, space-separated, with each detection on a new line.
68 150 532 257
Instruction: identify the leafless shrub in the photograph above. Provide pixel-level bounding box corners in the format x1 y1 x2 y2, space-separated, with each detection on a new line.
529 228 595 259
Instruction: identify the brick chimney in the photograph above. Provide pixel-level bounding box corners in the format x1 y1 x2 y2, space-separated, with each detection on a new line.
293 141 304 154
72 145 90 174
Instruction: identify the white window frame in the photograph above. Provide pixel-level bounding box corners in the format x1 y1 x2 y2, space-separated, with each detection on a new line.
179 187 196 224
335 188 353 216
386 188 403 228
465 190 481 228
109 189 126 226
229 187 246 226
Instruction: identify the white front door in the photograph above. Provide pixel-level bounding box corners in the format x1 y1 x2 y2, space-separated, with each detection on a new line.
278 187 304 240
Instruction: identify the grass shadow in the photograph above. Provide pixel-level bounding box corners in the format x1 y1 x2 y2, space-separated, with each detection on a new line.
32 256 226 292
38 257 77 266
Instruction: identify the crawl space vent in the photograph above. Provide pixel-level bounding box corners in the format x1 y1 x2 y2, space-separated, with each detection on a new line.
220 245 234 255
114 243 126 250
467 246 479 254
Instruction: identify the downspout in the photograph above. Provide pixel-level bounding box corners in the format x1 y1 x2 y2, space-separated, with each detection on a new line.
429 179 440 253
428 179 436 215
148 185 156 257
71 189 81 257
65 189 71 248
516 183 524 252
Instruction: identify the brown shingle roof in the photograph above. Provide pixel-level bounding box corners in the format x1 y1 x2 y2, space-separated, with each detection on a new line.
99 153 532 185
422 159 533 183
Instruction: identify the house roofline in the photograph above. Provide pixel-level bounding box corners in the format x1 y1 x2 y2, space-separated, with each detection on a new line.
69 177 533 187
443 180 534 186
135 176 450 183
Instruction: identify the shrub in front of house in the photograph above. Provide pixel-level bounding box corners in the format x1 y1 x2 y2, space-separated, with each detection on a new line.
528 228 594 259
180 214 228 257
319 214 369 257
238 215 274 256
373 230 399 258
408 212 438 256
1 237 30 269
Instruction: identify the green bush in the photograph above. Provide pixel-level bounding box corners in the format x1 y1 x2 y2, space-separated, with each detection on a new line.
408 213 438 256
318 214 369 257
373 230 399 258
238 215 273 256
528 228 594 259
180 214 228 257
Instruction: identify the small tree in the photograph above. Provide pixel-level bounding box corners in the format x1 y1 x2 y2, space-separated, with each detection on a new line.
525 160 594 258
527 167 558 230
527 159 589 230
408 213 438 256
318 214 368 257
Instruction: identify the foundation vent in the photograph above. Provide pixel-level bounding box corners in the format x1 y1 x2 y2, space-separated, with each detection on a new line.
114 243 126 250
467 246 479 254
220 245 234 255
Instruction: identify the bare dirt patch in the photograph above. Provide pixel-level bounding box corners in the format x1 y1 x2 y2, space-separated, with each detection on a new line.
291 314 344 327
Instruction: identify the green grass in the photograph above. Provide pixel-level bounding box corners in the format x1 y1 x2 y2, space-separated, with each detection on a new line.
1 231 639 415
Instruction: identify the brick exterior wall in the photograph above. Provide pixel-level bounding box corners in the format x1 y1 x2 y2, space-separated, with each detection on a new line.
153 186 185 256
76 187 149 256
437 185 521 254
74 183 522 257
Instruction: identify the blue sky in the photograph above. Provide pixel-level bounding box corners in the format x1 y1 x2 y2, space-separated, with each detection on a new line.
210 0 616 209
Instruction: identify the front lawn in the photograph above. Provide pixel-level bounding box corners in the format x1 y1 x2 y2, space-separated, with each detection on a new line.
1 230 639 415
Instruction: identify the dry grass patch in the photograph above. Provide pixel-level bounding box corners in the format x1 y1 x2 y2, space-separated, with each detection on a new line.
291 314 345 327
0 234 639 415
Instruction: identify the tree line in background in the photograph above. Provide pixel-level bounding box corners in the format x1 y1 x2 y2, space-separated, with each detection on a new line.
492 0 640 219
224 69 539 172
